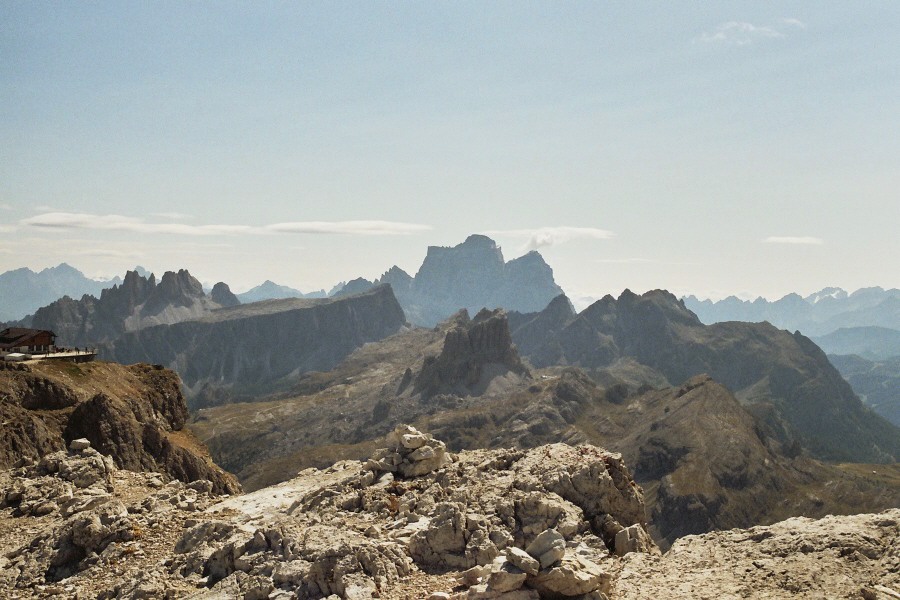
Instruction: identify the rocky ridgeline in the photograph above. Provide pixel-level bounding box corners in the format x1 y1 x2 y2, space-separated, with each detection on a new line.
2 425 899 599
0 361 240 495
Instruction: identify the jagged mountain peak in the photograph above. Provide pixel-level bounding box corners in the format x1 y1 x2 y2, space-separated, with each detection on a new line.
415 307 528 397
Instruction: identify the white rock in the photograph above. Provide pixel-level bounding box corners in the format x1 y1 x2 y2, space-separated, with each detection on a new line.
506 547 539 576
402 433 429 449
69 438 91 451
525 529 566 569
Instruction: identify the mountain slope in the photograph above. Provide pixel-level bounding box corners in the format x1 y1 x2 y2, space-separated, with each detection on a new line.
509 290 900 463
0 359 239 493
814 326 900 360
828 354 900 427
189 311 900 547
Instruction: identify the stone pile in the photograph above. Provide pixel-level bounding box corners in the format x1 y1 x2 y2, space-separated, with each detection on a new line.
366 424 450 478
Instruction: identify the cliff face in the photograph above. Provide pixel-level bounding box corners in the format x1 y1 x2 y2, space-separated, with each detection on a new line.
103 284 408 406
0 360 239 494
30 269 228 347
510 290 900 464
415 308 529 397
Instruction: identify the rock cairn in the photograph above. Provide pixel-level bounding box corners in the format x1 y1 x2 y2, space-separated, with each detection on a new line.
366 424 450 478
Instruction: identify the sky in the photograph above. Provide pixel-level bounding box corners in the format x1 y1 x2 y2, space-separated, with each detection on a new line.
2 2 899 306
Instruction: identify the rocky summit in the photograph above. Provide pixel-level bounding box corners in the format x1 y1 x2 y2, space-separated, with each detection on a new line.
2 424 898 599
331 235 565 326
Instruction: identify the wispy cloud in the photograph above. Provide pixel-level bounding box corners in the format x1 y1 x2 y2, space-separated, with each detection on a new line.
268 221 432 235
0 203 11 211
762 236 824 245
0 225 16 233
695 18 806 45
151 212 193 221
483 226 614 251
20 212 432 237
780 18 807 30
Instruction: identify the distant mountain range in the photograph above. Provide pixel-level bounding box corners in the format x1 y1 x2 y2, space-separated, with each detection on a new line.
683 287 900 336
0 263 123 322
3 234 564 330
235 280 326 303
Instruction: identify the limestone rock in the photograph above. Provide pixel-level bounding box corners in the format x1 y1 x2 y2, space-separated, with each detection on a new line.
415 308 529 397
614 523 657 557
378 424 450 478
529 554 609 597
506 547 540 576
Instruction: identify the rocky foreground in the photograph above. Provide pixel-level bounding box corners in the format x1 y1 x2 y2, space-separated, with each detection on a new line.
1 425 898 599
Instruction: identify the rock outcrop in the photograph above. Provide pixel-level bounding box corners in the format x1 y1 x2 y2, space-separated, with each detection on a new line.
0 439 229 598
0 360 239 495
209 282 240 308
1 425 654 599
614 509 900 599
103 284 408 406
416 308 529 397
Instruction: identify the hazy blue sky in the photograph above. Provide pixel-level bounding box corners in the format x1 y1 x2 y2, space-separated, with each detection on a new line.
2 2 898 305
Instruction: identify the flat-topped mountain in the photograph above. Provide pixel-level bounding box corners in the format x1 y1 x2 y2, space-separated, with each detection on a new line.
0 263 122 322
103 284 408 407
332 234 565 326
509 290 900 464
29 269 238 347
